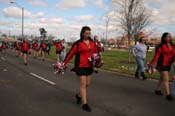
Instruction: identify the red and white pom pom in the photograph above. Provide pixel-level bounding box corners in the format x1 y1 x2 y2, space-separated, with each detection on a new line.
145 64 156 74
88 53 103 69
52 62 65 75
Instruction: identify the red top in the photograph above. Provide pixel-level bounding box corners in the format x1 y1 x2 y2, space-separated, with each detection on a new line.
40 43 46 50
95 42 104 53
32 42 38 50
15 42 22 49
54 42 63 52
64 40 97 68
150 44 175 67
1 43 6 49
22 42 30 51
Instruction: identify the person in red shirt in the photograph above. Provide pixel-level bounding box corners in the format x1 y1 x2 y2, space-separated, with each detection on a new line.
94 35 104 53
1 41 7 53
22 38 30 66
93 36 104 73
15 41 22 56
40 40 46 61
32 39 39 58
54 39 63 63
150 32 175 101
63 26 97 112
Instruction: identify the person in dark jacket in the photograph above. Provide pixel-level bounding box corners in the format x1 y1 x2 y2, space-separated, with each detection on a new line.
63 26 97 112
46 41 51 56
150 32 175 101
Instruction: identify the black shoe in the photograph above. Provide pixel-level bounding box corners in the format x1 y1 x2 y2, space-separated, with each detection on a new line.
94 70 98 73
143 77 147 80
134 72 139 79
42 59 45 61
75 94 81 104
24 63 27 66
155 90 163 96
141 72 147 80
166 94 174 101
82 104 91 112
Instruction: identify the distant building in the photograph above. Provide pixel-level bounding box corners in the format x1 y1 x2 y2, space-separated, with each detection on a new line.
107 32 162 48
147 38 161 46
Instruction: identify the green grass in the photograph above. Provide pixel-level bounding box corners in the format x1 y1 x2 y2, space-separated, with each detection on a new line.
47 47 174 80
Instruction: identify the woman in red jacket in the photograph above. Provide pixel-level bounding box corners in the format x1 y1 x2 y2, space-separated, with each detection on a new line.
1 41 7 53
15 41 22 56
40 40 46 61
150 32 175 101
63 26 97 112
54 39 63 63
22 38 30 66
32 39 39 58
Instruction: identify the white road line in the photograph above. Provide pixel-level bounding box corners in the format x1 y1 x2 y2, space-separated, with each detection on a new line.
3 69 7 72
1 57 6 61
30 73 56 85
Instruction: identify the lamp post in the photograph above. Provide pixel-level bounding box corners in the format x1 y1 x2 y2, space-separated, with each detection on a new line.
10 1 24 39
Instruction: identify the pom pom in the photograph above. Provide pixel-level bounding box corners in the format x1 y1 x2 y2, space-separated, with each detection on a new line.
88 53 104 69
145 64 156 74
53 62 65 75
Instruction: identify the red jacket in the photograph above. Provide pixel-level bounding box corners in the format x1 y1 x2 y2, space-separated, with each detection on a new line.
15 42 21 49
95 42 104 53
64 40 97 68
40 43 46 50
54 42 63 53
22 42 30 51
150 44 175 67
32 42 38 50
1 43 6 49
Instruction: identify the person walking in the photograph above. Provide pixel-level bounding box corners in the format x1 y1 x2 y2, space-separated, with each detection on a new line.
40 40 47 61
54 39 63 63
21 38 30 66
32 39 39 58
93 35 104 73
63 26 97 112
1 41 7 53
172 60 175 96
132 37 148 80
150 32 175 101
46 40 51 56
60 39 66 62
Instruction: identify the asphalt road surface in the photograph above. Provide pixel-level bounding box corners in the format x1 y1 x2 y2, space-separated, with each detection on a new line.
0 49 174 116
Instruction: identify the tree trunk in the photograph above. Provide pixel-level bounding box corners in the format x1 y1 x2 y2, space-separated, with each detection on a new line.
128 35 131 63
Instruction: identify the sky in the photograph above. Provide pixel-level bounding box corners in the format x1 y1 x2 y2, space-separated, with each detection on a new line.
0 0 175 41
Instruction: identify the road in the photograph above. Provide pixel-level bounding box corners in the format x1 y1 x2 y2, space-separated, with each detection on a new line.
0 49 174 116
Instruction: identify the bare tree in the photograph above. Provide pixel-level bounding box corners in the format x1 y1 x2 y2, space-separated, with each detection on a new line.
111 0 151 62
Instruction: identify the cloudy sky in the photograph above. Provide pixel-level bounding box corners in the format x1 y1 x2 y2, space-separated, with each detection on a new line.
0 0 175 40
